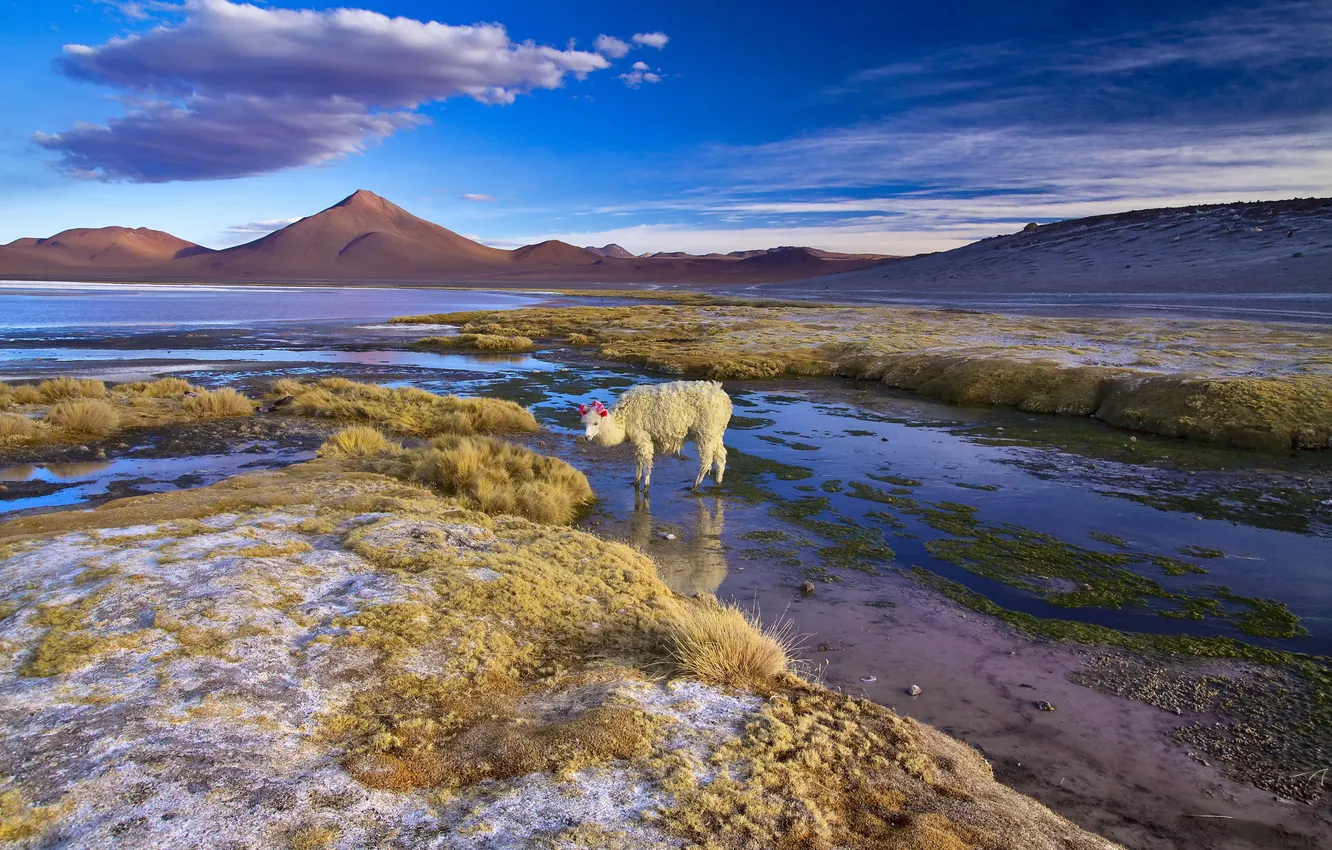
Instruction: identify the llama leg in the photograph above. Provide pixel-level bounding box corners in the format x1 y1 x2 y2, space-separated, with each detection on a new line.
634 440 655 490
693 444 712 491
713 444 727 485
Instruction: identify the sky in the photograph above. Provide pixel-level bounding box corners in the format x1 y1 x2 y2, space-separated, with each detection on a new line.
1 0 1329 255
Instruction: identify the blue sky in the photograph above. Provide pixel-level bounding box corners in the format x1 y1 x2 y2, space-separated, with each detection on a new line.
1 0 1329 254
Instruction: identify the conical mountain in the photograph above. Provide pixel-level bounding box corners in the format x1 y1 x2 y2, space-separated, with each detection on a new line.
180 190 511 279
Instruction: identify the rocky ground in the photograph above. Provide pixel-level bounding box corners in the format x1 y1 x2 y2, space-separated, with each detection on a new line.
0 461 1122 849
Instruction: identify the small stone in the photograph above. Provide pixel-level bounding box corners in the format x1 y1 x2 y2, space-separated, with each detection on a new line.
860 676 877 683
79 445 90 452
658 532 676 540
1036 700 1056 712
907 684 922 696
800 580 815 595
1129 436 1137 442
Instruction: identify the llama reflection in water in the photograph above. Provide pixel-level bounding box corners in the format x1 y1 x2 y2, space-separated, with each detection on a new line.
628 493 727 596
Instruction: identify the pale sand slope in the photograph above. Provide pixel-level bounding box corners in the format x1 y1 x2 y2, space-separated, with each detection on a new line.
760 198 1332 321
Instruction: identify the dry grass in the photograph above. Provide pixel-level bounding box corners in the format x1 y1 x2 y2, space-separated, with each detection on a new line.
273 377 537 437
8 385 45 405
182 387 255 418
123 377 197 398
418 333 536 352
316 426 401 459
668 598 802 691
37 377 106 402
0 414 34 440
390 303 1332 451
44 400 119 435
0 788 61 842
391 434 593 524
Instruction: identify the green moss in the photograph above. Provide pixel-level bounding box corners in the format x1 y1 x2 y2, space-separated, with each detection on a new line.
738 529 792 543
908 567 1309 663
819 479 844 493
1088 531 1129 548
844 429 876 437
1149 555 1208 576
867 473 922 487
1178 545 1225 558
954 482 1000 491
845 482 919 511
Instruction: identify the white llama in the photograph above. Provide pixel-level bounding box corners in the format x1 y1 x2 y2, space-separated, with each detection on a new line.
578 381 732 490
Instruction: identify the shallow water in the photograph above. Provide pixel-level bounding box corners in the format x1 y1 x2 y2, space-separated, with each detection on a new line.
0 281 547 329
0 445 314 514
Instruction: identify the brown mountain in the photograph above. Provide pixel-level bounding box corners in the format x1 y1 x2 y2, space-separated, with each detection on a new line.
511 240 602 265
583 243 635 258
177 189 511 279
0 226 213 273
0 190 885 284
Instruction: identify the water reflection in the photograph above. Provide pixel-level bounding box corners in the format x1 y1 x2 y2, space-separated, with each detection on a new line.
630 493 728 595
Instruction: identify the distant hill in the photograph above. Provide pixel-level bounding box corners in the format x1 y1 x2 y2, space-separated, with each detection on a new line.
0 226 213 273
0 190 883 284
584 243 635 258
764 197 1332 302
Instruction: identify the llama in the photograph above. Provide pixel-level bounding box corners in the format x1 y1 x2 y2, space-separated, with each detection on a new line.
578 381 732 490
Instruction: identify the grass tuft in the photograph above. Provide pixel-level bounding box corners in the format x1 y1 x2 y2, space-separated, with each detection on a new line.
45 400 119 435
418 333 535 352
317 426 401 459
38 376 107 402
392 434 593 524
668 598 802 690
277 378 537 437
0 414 34 440
124 377 196 398
8 385 44 405
182 387 255 418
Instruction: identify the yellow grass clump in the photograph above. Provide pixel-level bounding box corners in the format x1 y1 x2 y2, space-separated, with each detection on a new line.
8 385 45 405
123 377 197 398
418 333 536 353
274 378 538 437
668 598 802 691
0 414 34 440
393 434 593 524
38 376 106 402
317 426 401 459
0 788 62 842
182 387 255 418
44 400 119 435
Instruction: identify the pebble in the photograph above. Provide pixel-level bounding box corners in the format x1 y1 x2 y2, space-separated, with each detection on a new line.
907 684 922 696
800 580 815 595
860 676 877 683
657 532 676 540
1036 700 1056 712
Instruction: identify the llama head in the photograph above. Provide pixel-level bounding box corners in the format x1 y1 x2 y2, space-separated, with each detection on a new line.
577 400 611 441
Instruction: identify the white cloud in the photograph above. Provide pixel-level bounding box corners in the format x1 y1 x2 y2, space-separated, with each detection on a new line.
620 65 663 88
219 216 299 245
460 193 495 202
632 32 669 49
41 0 611 181
593 34 630 59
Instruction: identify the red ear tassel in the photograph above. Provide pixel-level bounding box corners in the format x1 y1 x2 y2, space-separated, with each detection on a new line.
599 410 608 417
577 404 587 415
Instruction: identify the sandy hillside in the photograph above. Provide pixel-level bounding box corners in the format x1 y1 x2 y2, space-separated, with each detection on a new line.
764 197 1332 303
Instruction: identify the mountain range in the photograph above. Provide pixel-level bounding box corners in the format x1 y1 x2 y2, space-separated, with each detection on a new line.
0 190 888 284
